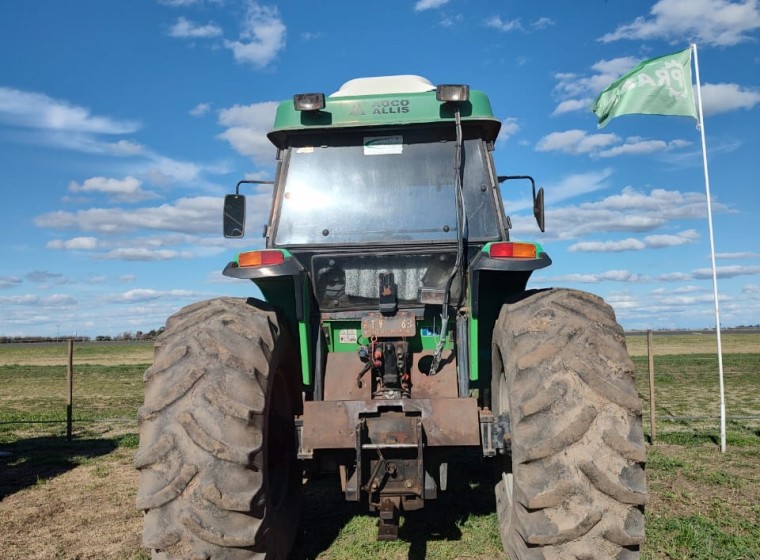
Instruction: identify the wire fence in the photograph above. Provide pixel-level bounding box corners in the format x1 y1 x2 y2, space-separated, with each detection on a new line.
0 340 148 440
1 335 759 444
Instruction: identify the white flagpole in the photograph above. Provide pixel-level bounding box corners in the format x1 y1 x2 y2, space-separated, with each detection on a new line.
691 42 727 453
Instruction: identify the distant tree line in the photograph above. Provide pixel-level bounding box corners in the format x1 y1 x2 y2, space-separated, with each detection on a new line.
94 327 165 342
0 327 165 344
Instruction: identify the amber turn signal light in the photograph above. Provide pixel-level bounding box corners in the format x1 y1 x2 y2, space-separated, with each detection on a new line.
238 250 285 267
488 242 537 259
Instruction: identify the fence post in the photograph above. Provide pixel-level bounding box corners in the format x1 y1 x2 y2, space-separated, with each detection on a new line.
67 339 74 441
647 330 656 443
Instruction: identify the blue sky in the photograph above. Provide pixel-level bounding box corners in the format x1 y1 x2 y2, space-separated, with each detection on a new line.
1 0 759 338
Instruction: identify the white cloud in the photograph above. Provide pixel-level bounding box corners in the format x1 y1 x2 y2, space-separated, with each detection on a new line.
485 15 522 32
43 294 79 307
438 14 464 27
34 196 221 234
659 272 694 281
301 31 324 41
536 130 691 159
497 117 520 144
0 294 78 307
517 186 726 241
47 237 99 250
598 138 691 158
99 248 193 261
645 229 699 248
225 2 286 68
716 252 760 259
554 57 638 101
141 154 213 186
673 285 704 294
658 265 760 282
598 140 669 158
0 276 22 289
536 129 620 155
158 0 202 5
693 265 760 279
551 57 645 116
599 0 760 47
0 88 147 157
26 271 69 284
0 87 139 135
700 83 760 115
547 270 649 284
0 295 39 305
532 17 555 29
169 17 222 39
68 176 157 203
108 139 146 155
569 229 699 252
190 102 212 117
217 101 279 165
569 239 646 252
111 288 199 303
547 169 614 202
552 98 593 116
414 0 450 11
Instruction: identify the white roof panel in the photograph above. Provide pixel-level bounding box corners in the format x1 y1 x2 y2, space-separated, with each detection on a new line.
330 75 435 97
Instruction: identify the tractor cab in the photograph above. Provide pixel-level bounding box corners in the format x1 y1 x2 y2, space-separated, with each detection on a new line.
220 75 551 538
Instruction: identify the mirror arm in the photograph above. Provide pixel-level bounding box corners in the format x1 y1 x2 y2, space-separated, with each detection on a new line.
498 175 536 201
497 175 545 233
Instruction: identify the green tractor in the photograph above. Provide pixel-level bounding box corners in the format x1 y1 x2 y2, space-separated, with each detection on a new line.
136 75 647 559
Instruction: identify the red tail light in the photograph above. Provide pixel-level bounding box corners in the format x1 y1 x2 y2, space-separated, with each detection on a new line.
489 242 537 259
238 250 285 267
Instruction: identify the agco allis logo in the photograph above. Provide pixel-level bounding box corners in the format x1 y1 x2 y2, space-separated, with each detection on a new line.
349 99 411 116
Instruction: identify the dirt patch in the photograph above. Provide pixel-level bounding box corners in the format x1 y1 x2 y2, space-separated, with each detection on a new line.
646 443 760 522
0 443 145 560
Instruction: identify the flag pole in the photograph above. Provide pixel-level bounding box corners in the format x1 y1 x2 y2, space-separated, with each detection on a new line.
691 42 727 453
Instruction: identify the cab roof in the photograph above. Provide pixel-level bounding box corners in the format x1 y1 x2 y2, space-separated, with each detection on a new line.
267 75 502 148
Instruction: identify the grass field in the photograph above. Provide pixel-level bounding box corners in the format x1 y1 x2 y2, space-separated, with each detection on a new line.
1 334 759 559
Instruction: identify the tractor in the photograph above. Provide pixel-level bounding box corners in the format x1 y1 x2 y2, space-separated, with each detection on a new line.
136 75 647 559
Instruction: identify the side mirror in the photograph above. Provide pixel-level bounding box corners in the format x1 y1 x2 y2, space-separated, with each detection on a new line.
497 175 546 233
223 194 246 238
534 187 545 233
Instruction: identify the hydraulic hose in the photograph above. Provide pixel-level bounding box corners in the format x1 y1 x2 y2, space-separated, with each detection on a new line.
429 107 467 375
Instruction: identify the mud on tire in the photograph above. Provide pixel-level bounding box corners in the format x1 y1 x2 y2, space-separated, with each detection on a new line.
491 289 647 560
135 298 301 560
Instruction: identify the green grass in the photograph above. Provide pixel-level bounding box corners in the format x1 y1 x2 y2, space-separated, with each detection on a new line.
0 363 146 431
292 450 506 560
0 340 153 366
1 343 759 559
645 515 759 560
625 331 760 356
632 353 760 429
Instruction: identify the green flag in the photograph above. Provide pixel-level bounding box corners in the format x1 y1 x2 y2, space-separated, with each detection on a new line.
591 47 697 129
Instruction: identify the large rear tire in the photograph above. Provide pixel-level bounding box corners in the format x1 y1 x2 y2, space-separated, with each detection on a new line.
492 289 647 559
135 298 301 560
